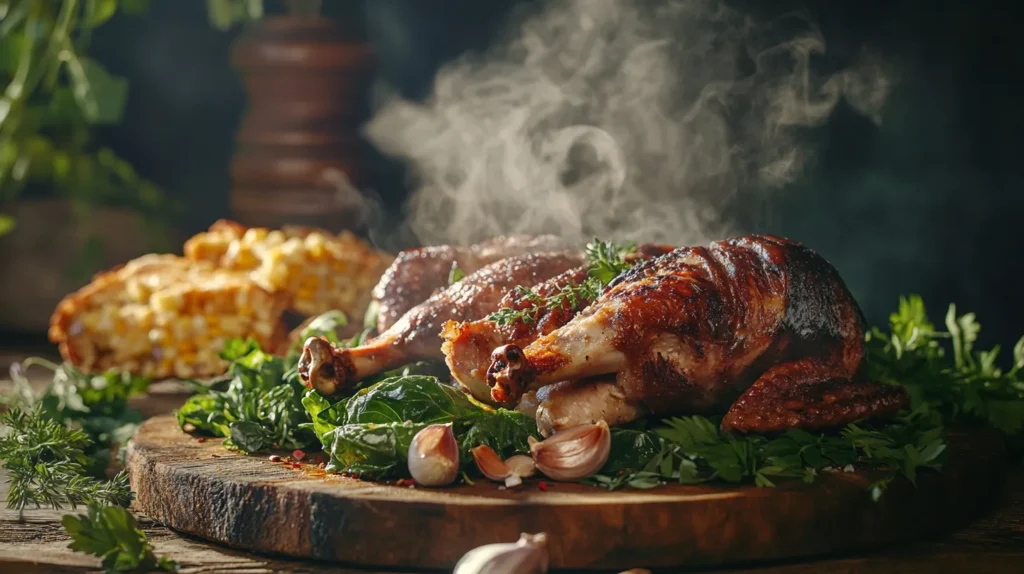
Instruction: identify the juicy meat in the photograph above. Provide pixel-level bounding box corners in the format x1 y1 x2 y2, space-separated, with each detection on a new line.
371 235 571 332
298 251 585 395
442 244 676 402
523 378 648 437
483 235 909 433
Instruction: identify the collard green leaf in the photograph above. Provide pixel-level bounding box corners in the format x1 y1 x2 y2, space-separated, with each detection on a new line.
229 421 266 453
343 376 477 425
324 421 428 478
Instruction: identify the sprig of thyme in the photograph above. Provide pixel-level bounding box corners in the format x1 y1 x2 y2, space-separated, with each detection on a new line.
487 238 635 326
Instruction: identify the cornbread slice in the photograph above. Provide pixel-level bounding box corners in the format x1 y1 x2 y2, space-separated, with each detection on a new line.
184 220 393 319
48 254 289 379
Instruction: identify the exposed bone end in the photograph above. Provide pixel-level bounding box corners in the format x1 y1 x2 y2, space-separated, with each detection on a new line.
441 319 501 404
298 336 345 396
486 344 528 405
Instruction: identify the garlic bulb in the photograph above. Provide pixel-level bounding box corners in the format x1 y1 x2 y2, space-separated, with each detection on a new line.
529 420 610 481
407 423 459 487
453 532 549 574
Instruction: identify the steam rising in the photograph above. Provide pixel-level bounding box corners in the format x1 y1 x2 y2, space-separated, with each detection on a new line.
364 0 891 247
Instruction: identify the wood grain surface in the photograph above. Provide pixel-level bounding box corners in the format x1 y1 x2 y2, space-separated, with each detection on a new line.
127 415 1010 572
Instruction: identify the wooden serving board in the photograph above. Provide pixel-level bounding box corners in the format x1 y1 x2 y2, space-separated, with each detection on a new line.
127 415 1009 572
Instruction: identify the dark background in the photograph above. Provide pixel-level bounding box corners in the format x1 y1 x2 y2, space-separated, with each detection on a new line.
85 0 1024 352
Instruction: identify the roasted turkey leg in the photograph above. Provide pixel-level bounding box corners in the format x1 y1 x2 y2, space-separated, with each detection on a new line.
443 243 675 403
485 235 909 433
299 251 585 395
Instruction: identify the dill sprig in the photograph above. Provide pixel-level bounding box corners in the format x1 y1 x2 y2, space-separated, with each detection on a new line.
0 407 133 513
487 238 635 326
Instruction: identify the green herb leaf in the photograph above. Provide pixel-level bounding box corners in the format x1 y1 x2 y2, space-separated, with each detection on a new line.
62 503 177 573
448 263 466 285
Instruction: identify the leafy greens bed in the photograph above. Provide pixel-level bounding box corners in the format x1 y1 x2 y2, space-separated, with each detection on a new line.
174 292 1024 500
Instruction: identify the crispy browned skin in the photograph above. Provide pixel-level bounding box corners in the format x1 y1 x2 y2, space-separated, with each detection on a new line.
299 251 585 395
485 235 909 433
442 244 676 401
371 235 571 332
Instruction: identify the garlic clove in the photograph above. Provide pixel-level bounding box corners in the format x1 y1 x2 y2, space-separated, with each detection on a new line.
407 423 459 487
453 532 549 574
471 444 511 481
529 420 611 481
505 454 536 478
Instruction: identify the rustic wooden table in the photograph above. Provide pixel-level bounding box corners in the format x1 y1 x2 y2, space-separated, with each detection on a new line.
2 350 1023 574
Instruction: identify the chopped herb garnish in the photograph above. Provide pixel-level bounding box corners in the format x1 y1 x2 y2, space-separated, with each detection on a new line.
486 238 635 326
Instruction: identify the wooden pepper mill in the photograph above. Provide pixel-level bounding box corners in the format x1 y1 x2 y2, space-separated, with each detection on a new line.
229 14 373 232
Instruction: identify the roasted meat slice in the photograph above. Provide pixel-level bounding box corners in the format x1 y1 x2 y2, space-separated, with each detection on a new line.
371 235 571 332
482 235 910 434
49 254 289 379
442 243 675 402
298 251 585 395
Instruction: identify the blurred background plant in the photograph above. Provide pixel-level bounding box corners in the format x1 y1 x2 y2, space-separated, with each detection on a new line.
0 0 178 246
204 0 323 30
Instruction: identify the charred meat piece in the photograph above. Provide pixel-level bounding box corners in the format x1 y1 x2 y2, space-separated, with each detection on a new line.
442 244 675 402
299 251 585 396
483 235 909 433
371 235 571 332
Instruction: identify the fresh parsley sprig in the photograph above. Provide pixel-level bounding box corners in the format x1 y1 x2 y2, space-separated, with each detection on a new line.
487 239 635 326
63 503 177 573
865 295 1024 436
585 407 946 501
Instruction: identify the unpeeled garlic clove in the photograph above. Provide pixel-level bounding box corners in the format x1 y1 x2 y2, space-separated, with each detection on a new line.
529 420 610 481
407 423 459 487
505 454 536 478
471 445 511 481
453 532 549 574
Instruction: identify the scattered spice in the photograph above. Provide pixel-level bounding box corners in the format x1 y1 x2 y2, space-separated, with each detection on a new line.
292 463 301 469
292 450 306 461
268 455 282 463
538 481 549 492
318 462 326 469
196 437 207 443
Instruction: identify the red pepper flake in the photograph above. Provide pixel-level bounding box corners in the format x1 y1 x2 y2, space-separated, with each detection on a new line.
538 481 549 492
292 450 306 461
196 437 207 443
268 455 282 462
292 463 302 469
396 479 406 486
